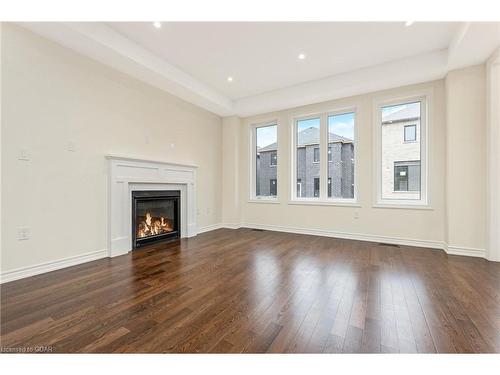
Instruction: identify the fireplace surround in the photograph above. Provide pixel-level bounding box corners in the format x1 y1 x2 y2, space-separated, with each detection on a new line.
107 155 198 257
132 190 180 248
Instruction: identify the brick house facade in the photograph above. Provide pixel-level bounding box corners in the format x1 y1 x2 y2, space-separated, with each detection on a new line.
256 126 355 198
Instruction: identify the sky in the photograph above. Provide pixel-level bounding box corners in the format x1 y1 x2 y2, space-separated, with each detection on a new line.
297 117 320 133
328 112 354 140
381 101 420 117
256 124 277 148
256 112 356 148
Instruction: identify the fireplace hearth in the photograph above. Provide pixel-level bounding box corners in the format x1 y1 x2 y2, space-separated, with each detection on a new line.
132 190 180 248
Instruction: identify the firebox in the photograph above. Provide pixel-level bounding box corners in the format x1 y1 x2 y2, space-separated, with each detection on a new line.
131 190 180 248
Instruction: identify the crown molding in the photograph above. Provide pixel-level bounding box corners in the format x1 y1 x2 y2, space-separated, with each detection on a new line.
233 50 448 117
16 22 500 118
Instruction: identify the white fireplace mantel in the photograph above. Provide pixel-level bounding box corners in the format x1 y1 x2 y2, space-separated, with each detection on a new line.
106 155 198 257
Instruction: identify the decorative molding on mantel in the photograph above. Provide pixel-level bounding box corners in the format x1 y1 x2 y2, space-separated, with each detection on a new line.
105 154 198 169
107 155 198 258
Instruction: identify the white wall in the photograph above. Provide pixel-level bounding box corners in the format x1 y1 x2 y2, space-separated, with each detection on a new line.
1 23 493 278
486 48 500 261
221 116 242 226
1 24 223 273
445 65 487 254
235 80 447 247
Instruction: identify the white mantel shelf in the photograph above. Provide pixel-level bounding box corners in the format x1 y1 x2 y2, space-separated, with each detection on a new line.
107 155 198 258
105 154 198 169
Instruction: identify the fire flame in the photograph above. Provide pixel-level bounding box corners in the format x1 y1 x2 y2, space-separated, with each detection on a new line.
137 213 173 238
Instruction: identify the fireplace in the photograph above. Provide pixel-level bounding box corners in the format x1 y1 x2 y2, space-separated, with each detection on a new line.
132 190 180 248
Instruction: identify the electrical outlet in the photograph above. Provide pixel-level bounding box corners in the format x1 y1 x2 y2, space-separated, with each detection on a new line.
18 227 31 240
353 211 360 220
18 149 31 161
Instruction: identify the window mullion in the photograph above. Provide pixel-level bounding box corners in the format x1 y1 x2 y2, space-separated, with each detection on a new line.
320 113 328 200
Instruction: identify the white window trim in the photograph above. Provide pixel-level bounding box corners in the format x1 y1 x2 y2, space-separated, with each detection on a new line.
372 90 431 208
290 107 359 206
249 120 279 202
325 108 359 204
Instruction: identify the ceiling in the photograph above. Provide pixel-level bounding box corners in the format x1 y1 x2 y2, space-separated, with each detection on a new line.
19 22 500 116
108 22 458 100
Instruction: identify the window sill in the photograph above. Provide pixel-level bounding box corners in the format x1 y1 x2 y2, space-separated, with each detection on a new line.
372 203 433 210
391 191 420 194
248 198 280 204
289 199 361 207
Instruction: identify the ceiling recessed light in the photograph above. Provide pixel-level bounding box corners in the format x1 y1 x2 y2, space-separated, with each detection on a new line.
153 22 162 29
227 76 233 82
405 21 414 27
298 53 306 60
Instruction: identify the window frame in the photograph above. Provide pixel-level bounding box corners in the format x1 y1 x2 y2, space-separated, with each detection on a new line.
249 120 279 203
394 164 409 192
290 107 359 206
373 91 430 208
269 151 277 166
404 124 417 142
313 147 320 163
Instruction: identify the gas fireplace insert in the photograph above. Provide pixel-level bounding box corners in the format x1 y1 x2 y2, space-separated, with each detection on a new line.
131 190 180 248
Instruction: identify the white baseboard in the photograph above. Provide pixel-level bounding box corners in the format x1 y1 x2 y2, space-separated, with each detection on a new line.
240 222 445 250
445 245 486 258
197 223 242 233
197 223 224 234
207 222 489 260
0 249 107 284
221 223 242 230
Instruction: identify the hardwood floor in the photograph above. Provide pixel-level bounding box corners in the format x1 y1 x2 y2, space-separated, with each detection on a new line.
1 228 500 353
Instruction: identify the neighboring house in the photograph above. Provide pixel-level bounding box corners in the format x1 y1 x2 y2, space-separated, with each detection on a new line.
255 144 278 197
381 104 421 200
256 126 355 198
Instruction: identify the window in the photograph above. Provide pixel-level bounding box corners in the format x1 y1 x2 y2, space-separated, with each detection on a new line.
394 161 421 191
394 165 408 191
377 96 427 205
313 148 320 163
270 179 277 196
293 111 357 203
404 124 417 142
270 151 277 166
295 117 320 198
252 123 278 199
328 112 355 199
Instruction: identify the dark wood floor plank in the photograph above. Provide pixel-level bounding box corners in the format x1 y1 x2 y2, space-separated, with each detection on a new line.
1 228 499 353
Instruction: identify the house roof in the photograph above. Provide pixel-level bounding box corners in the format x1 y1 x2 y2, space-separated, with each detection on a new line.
259 126 352 152
382 104 420 124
